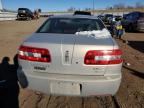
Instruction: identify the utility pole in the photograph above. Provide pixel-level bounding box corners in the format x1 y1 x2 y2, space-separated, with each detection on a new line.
93 0 95 15
0 0 3 11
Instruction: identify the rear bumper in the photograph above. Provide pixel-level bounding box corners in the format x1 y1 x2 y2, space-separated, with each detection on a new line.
136 23 144 32
136 27 144 32
17 68 121 96
17 15 33 20
17 16 28 20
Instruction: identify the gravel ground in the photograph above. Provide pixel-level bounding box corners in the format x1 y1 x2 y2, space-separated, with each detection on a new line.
0 18 144 108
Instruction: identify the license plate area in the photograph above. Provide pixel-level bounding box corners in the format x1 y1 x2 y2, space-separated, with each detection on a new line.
50 82 80 95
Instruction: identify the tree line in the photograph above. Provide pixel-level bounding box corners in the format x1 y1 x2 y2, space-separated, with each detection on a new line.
67 2 144 12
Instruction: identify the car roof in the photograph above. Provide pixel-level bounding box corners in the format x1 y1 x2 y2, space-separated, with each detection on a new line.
49 14 99 19
18 8 29 10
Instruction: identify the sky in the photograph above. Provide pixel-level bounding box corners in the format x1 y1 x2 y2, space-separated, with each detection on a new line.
1 0 144 12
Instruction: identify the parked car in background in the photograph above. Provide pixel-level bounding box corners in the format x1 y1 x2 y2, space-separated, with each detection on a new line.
17 11 123 96
103 14 113 23
123 14 128 19
97 14 104 21
17 8 34 20
122 11 144 32
108 15 122 24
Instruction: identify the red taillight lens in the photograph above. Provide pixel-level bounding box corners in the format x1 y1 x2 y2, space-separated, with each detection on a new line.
84 49 123 65
18 45 51 63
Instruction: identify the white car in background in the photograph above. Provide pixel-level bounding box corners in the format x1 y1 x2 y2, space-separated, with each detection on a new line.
17 11 123 96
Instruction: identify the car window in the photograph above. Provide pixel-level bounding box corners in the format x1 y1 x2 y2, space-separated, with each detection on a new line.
18 8 32 14
139 13 144 17
126 14 133 20
37 18 105 34
132 13 139 19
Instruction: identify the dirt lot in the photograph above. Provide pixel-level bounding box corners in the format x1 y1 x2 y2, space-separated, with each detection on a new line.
0 18 144 108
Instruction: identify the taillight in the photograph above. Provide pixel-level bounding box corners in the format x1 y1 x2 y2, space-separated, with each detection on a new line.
18 45 51 63
84 49 122 65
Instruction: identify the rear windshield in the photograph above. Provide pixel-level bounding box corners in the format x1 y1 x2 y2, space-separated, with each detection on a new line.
105 14 113 17
18 8 28 10
37 18 105 34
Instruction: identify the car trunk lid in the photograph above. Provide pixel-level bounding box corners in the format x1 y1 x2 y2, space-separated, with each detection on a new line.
20 29 116 76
